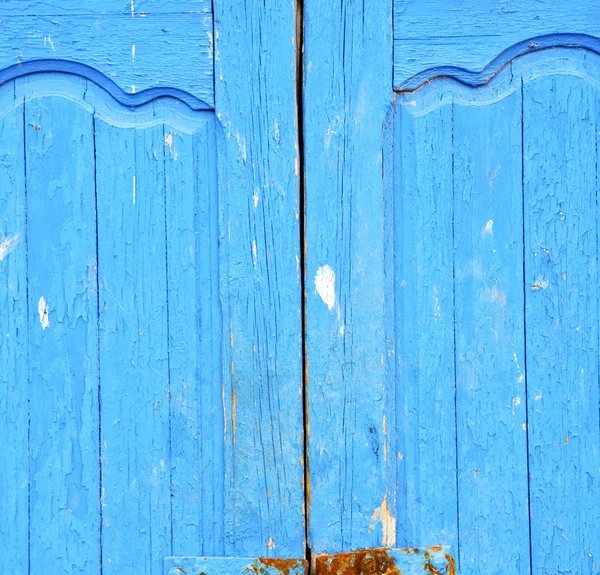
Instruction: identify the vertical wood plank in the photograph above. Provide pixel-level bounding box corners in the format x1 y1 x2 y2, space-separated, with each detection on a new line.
453 88 530 574
97 117 170 573
25 93 100 574
523 73 600 573
213 0 305 557
164 116 223 556
393 99 457 549
0 98 28 574
303 0 395 555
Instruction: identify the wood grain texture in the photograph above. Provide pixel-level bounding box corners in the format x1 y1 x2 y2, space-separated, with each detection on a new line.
213 0 305 558
0 0 304 560
394 0 600 90
97 117 171 574
0 8 213 106
303 0 395 555
453 87 530 574
523 67 600 573
394 98 457 550
0 95 28 575
24 84 100 574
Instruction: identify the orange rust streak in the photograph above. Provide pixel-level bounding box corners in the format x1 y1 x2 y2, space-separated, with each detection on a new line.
258 558 307 575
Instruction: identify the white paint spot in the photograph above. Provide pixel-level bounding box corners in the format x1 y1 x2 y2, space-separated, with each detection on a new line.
294 157 299 176
43 36 55 51
0 234 19 261
253 189 259 208
512 397 521 407
314 265 336 311
266 536 276 550
130 0 135 16
522 423 527 431
235 132 247 163
530 277 549 291
131 44 136 62
370 495 396 547
38 296 49 330
483 219 494 236
132 175 137 205
252 239 258 266
339 324 345 336
131 84 136 94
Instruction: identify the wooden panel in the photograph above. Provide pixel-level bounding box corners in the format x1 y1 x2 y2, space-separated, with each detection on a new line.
164 116 223 556
25 88 100 573
0 13 213 107
303 0 395 555
0 97 27 574
97 117 171 573
523 69 600 573
214 0 305 558
1 0 211 14
394 98 457 549
453 88 530 573
394 1 600 90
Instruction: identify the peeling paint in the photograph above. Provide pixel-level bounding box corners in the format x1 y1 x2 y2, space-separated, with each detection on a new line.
370 495 396 547
314 264 336 311
38 296 50 330
0 233 19 261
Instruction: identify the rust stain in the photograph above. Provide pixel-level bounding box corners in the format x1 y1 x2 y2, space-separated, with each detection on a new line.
316 549 455 575
258 558 307 575
315 548 401 575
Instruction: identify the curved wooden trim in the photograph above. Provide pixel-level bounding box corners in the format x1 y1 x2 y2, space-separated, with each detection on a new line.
396 33 600 93
1 59 212 110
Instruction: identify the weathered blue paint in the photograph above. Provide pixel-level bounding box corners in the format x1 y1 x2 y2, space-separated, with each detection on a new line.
453 86 530 572
304 0 396 556
394 1 600 90
0 95 28 575
164 556 307 575
523 63 600 573
307 5 600 572
214 0 305 559
0 0 304 567
0 2 213 106
394 98 458 551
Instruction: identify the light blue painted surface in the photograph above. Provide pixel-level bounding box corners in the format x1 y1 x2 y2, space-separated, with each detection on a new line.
307 5 600 572
394 1 600 90
394 99 458 551
523 65 600 574
0 0 304 567
390 49 600 574
164 556 307 575
0 2 213 106
304 0 396 556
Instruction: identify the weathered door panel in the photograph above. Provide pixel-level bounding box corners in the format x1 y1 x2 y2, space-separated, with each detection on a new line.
0 1 304 572
305 3 600 574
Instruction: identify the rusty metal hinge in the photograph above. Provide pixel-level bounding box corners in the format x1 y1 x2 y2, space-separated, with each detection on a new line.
315 547 455 575
164 556 308 575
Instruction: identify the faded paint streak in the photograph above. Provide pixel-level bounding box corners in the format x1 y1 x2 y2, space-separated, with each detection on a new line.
0 233 19 261
370 495 396 547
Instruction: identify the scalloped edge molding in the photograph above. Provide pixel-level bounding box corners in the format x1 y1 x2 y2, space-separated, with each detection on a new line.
1 59 212 111
396 33 600 93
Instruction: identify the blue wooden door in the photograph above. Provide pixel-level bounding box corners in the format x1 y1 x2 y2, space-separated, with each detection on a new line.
305 2 600 574
0 2 305 573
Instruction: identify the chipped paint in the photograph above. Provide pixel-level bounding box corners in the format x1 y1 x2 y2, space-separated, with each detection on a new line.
0 233 19 261
370 495 396 547
38 296 49 330
314 264 336 311
482 219 494 235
